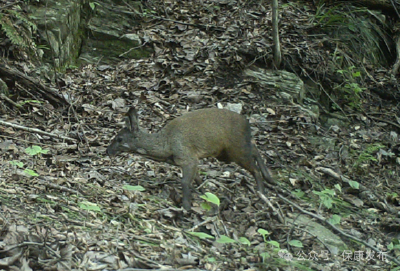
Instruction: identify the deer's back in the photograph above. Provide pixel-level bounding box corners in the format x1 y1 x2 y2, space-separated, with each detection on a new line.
163 108 252 161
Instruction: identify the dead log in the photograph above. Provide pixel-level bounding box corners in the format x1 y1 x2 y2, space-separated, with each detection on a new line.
0 63 69 107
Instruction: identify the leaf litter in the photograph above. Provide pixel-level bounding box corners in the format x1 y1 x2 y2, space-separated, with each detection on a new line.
1 0 400 270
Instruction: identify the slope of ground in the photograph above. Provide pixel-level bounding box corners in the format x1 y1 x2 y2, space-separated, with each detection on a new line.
1 0 400 270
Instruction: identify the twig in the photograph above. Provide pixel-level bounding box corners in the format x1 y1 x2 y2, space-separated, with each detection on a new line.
129 249 166 269
188 217 216 232
0 241 44 253
257 191 284 223
367 115 400 130
38 177 82 195
0 94 22 108
0 119 76 142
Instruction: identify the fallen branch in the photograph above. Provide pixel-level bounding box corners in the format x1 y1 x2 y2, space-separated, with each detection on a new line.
0 93 22 109
38 177 82 195
0 63 69 107
278 194 400 266
0 119 76 142
316 167 397 214
368 115 400 130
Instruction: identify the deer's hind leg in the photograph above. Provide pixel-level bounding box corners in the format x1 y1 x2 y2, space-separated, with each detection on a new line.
178 159 199 210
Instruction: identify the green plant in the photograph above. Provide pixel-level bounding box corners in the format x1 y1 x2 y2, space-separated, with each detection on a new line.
9 160 24 168
256 228 285 262
25 145 48 156
313 188 335 209
9 160 39 176
123 185 145 191
0 6 38 49
25 145 48 175
9 146 49 177
17 99 43 106
187 231 214 240
288 240 303 248
188 226 311 269
312 2 347 28
89 2 101 11
79 201 102 212
328 214 341 225
388 239 400 251
200 192 220 211
142 9 157 17
24 168 39 177
353 143 384 168
312 2 390 66
331 66 366 110
337 66 365 109
292 189 306 198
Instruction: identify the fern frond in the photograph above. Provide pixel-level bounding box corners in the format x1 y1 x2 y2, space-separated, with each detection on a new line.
0 16 28 47
8 9 37 31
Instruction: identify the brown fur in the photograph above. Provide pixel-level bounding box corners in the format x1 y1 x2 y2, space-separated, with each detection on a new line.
107 107 274 210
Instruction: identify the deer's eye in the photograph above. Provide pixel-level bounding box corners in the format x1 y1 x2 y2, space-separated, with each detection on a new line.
117 137 123 143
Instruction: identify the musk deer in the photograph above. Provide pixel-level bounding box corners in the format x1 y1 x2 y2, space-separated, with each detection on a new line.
107 107 274 210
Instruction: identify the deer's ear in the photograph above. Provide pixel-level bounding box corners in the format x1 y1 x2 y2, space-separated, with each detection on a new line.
126 107 139 132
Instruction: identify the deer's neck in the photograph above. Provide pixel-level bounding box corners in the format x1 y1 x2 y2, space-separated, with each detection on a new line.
136 129 174 164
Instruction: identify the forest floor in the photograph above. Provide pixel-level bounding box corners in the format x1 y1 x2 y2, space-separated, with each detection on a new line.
1 0 400 270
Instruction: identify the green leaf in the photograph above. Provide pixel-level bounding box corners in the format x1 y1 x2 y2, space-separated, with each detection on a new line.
216 235 236 244
387 192 398 198
79 201 101 212
292 189 305 198
257 228 270 236
313 190 334 209
289 240 303 248
25 146 39 155
322 189 335 196
348 24 356 32
334 184 342 192
200 202 212 211
10 161 24 168
187 232 215 240
206 257 216 263
18 99 43 106
266 240 280 248
123 185 145 191
239 237 251 246
24 169 38 176
25 146 48 156
260 252 270 261
144 228 151 234
328 214 341 225
348 180 359 189
200 192 220 206
322 197 333 209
